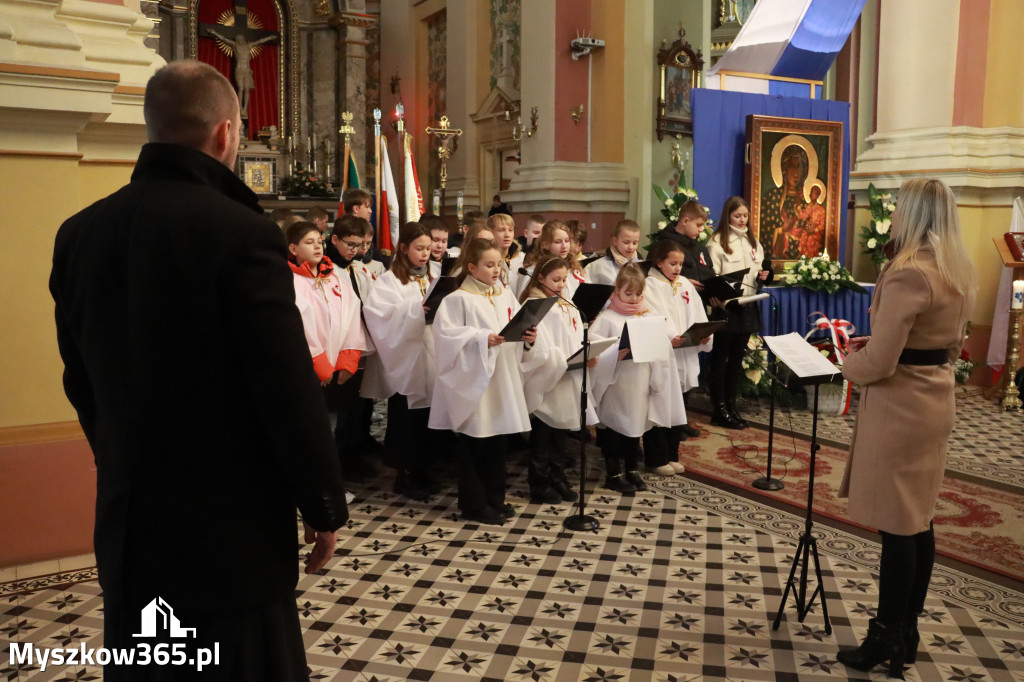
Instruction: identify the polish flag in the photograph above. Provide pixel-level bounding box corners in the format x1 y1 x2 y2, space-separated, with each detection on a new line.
379 137 400 252
403 133 425 220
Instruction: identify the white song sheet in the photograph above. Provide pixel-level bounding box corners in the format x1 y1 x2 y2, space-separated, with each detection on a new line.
624 316 672 363
763 332 840 380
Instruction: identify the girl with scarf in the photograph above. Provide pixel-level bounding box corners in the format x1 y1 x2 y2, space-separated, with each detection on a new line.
362 222 440 502
590 264 686 494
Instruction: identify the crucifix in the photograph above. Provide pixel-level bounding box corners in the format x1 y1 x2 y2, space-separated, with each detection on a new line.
425 116 463 217
199 1 279 118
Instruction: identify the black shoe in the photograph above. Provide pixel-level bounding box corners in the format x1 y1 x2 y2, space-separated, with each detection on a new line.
393 472 430 501
903 613 920 665
552 480 578 502
605 474 636 494
680 423 701 438
710 405 744 430
530 487 563 504
624 470 647 491
836 618 906 679
500 503 515 518
726 404 749 428
463 506 506 525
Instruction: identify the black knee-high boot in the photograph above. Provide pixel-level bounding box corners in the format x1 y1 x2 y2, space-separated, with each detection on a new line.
903 524 935 664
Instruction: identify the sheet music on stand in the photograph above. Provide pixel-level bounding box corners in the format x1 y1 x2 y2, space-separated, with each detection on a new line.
763 333 841 386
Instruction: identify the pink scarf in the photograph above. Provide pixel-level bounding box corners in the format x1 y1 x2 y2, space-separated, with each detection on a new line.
608 291 648 316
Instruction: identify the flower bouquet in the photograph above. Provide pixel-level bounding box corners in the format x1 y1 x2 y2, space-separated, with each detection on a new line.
779 252 867 295
953 349 975 385
860 183 896 267
280 169 332 198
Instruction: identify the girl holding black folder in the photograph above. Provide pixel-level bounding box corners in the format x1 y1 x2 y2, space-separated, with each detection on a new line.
362 222 439 501
518 254 596 504
428 238 538 525
706 196 773 429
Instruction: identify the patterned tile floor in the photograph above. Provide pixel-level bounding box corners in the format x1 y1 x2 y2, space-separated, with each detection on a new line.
3 452 1023 681
694 389 1024 491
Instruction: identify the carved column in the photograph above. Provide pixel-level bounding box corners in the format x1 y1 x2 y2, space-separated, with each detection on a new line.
330 5 375 189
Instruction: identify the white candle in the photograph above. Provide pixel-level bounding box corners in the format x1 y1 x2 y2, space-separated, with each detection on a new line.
1013 280 1024 310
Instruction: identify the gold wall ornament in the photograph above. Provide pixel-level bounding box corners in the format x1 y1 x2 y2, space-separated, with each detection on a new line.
313 0 331 18
570 105 584 124
425 116 464 190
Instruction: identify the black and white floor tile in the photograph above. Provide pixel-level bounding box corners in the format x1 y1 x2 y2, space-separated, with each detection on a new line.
3 456 1023 681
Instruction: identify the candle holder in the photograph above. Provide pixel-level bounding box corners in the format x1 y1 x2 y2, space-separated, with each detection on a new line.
1003 308 1023 412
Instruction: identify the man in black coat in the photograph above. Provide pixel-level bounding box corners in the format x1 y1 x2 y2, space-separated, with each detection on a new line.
49 61 347 681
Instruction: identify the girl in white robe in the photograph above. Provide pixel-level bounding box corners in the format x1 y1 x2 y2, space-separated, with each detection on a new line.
429 238 538 525
643 240 714 476
363 222 439 501
590 264 687 494
517 254 598 504
516 221 590 299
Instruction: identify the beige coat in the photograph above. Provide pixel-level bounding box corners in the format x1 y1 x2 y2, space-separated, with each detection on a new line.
839 250 972 535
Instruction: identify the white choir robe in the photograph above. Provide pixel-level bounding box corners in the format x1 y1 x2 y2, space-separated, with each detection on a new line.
362 270 436 409
291 265 367 380
342 262 390 400
589 308 687 438
502 251 526 290
518 293 599 430
644 272 713 392
429 279 532 437
429 259 442 278
584 252 637 286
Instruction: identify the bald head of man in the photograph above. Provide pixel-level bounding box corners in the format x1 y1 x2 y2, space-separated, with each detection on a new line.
143 60 242 169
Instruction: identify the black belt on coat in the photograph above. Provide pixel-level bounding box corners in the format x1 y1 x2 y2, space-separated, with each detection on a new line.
898 348 949 366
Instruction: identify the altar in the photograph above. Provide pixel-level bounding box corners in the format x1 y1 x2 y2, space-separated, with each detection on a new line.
756 284 875 338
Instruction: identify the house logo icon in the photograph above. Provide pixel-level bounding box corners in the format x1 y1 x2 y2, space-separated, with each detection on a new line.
132 597 197 638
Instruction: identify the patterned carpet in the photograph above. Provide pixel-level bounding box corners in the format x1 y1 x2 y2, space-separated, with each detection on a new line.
676 418 1024 583
3 452 1023 681
704 389 1024 491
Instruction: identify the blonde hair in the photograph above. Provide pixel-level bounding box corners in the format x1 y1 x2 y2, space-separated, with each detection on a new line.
612 219 641 238
614 263 646 293
888 178 977 296
526 220 582 275
486 213 515 232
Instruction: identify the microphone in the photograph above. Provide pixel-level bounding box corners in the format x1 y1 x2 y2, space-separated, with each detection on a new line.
519 266 585 319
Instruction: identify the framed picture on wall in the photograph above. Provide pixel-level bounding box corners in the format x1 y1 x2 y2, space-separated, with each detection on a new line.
242 159 275 195
745 115 844 265
656 26 704 140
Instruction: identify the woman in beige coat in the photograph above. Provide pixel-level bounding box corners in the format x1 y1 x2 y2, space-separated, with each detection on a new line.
837 178 975 678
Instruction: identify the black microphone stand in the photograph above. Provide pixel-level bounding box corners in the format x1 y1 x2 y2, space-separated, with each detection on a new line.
725 274 784 491
519 269 599 532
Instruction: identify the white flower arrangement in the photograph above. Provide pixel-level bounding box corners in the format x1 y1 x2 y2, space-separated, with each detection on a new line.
860 183 897 267
781 254 867 295
650 184 715 248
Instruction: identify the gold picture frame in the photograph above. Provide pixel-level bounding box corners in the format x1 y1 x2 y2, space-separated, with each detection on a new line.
745 115 844 265
243 160 275 195
657 25 704 140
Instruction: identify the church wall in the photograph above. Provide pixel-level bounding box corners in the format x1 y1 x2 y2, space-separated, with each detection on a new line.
621 0 654 233
552 0 589 164
982 0 1024 129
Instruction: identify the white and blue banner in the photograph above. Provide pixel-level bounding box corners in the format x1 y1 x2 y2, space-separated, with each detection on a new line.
706 0 867 98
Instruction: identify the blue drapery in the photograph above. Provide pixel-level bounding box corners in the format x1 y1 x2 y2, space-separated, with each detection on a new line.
757 284 874 338
690 88 851 264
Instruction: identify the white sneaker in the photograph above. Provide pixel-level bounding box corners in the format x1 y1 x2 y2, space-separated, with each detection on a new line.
648 464 676 476
345 490 356 504
667 461 686 475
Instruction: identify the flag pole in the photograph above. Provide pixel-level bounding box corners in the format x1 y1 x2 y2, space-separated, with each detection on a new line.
373 108 382 238
395 103 405 225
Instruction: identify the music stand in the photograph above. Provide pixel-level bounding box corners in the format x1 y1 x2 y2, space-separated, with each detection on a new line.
771 372 836 635
753 294 783 491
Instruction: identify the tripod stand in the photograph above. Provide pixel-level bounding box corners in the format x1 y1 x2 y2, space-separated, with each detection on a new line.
772 379 832 634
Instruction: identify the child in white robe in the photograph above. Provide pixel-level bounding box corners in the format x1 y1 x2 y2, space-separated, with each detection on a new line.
643 239 714 476
429 238 538 525
516 221 590 299
590 264 686 493
518 254 598 504
363 222 439 501
487 213 524 289
583 219 642 286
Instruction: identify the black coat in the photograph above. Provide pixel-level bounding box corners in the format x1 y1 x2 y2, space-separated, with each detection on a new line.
650 227 716 283
50 143 348 615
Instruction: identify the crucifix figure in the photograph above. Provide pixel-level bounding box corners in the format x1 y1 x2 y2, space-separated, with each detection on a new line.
200 1 279 117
